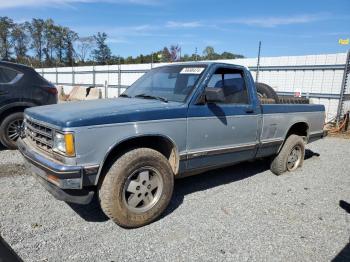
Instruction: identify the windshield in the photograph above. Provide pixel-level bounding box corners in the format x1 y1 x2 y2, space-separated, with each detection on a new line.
122 65 207 102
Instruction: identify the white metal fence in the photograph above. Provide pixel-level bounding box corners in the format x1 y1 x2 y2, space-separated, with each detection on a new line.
36 52 349 121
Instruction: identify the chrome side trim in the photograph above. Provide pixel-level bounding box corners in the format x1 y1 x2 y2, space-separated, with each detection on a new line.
179 139 287 160
309 130 326 137
180 142 258 160
260 138 284 146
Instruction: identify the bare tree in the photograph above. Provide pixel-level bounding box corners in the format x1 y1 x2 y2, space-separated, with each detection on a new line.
76 36 95 63
170 44 181 62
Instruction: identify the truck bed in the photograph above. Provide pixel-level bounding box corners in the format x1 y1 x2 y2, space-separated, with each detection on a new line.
256 103 325 158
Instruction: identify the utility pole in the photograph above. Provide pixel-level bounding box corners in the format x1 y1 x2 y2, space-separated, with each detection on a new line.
256 41 262 83
195 47 198 61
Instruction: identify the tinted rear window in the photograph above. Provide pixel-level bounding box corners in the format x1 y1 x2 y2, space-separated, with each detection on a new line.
0 67 18 83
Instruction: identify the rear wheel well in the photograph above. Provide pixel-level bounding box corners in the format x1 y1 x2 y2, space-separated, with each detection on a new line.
285 122 309 141
0 106 28 123
276 122 309 154
99 136 179 183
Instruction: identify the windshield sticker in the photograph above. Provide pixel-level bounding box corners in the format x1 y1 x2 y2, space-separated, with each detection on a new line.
180 67 205 74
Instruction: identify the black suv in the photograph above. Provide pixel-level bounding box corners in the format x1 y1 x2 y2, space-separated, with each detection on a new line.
0 61 58 149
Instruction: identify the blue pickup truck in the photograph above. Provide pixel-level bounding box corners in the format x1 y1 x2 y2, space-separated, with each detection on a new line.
18 62 326 228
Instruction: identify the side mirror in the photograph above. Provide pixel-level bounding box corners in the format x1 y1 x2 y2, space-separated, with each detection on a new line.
205 87 225 103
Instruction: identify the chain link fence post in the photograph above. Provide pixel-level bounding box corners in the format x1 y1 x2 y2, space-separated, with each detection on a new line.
55 67 58 85
92 65 96 87
72 67 75 87
118 60 121 97
104 80 108 99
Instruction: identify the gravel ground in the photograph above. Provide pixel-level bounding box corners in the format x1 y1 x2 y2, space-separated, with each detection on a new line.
0 137 349 261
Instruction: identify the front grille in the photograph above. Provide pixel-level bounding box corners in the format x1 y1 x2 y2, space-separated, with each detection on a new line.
25 118 54 152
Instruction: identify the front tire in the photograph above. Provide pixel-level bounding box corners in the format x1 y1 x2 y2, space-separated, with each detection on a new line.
0 112 24 150
270 135 305 175
99 148 174 228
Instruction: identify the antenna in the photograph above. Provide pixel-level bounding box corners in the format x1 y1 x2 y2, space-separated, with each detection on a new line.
256 41 262 83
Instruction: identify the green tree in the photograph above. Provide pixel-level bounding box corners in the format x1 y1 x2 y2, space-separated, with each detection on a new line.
161 47 171 62
0 16 14 60
63 28 78 65
92 32 111 64
53 25 66 65
43 19 57 65
220 51 244 59
11 23 29 63
27 18 46 63
203 46 215 60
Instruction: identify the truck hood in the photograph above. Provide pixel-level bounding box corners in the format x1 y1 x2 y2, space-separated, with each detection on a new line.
25 98 187 128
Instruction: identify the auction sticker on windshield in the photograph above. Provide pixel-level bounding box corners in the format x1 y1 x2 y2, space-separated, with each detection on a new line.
180 67 205 74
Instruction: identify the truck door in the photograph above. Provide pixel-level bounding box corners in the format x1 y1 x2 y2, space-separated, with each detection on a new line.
186 66 260 170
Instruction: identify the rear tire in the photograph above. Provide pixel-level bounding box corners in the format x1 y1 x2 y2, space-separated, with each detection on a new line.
270 135 305 175
0 112 24 150
99 148 174 228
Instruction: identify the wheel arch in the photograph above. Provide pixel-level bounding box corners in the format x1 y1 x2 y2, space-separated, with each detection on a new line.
278 121 309 152
0 102 36 123
96 134 180 185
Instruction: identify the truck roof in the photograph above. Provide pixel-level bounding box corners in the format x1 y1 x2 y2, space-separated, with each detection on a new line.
156 61 249 70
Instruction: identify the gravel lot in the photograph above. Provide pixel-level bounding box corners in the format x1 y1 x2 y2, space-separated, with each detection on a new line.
0 137 349 261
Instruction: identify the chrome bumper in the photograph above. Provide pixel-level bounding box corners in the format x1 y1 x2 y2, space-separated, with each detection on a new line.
17 138 97 204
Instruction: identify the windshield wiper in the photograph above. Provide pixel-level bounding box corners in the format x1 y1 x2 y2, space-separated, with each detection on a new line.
134 93 168 103
119 93 131 98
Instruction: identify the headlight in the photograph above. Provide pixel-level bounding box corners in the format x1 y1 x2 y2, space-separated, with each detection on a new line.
53 132 75 157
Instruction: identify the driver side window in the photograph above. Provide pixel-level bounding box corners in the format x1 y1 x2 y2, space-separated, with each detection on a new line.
207 68 249 104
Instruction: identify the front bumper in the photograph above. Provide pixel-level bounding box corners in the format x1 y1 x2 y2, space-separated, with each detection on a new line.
17 138 97 204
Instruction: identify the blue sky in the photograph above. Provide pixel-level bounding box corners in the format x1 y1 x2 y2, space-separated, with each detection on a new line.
1 0 350 58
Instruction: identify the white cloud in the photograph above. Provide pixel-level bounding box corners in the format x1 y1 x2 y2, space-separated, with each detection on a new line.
0 0 160 9
166 21 202 28
223 14 329 28
107 37 129 44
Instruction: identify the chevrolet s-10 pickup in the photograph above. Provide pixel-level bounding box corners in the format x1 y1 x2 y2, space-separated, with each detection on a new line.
18 62 326 228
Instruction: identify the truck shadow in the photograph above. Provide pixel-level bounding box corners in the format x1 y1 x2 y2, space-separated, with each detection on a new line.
0 235 23 261
305 148 320 159
67 149 320 224
162 159 270 219
332 200 350 262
